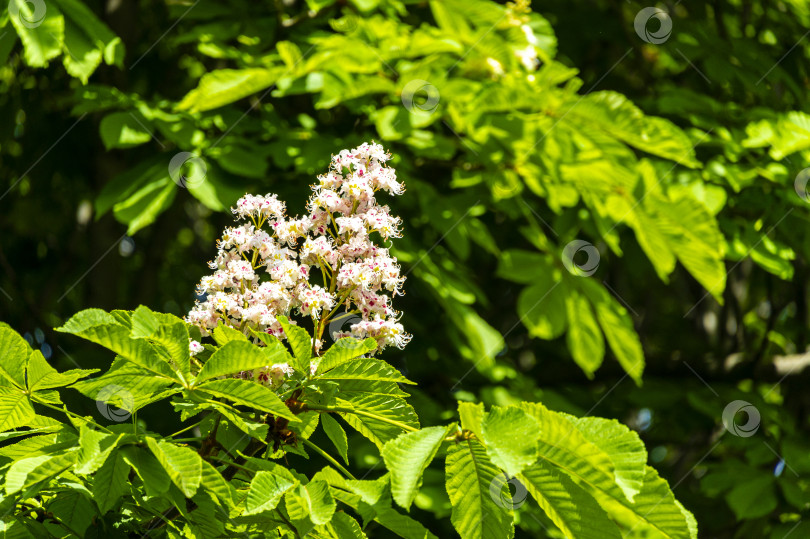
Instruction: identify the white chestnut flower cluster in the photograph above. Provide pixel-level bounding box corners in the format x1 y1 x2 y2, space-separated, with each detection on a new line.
186 142 411 388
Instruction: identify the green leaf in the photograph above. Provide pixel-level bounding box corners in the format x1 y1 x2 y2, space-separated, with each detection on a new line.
26 349 97 392
196 340 286 383
285 479 336 526
383 426 450 510
496 249 549 284
93 449 130 514
46 490 97 537
481 406 540 477
576 279 644 385
112 176 177 235
177 68 280 112
320 413 349 465
120 446 171 496
4 455 52 494
458 401 485 439
317 337 378 374
200 459 234 508
244 471 296 515
320 359 414 385
518 273 567 340
569 416 647 503
520 402 692 538
445 439 514 539
278 316 312 374
569 91 700 168
8 0 64 67
146 438 202 498
593 466 694 539
336 394 420 449
519 462 621 539
564 291 604 378
70 358 177 414
518 402 621 496
0 327 31 388
196 378 300 423
725 474 777 520
216 406 269 441
212 323 248 346
319 512 368 539
99 111 152 149
7 451 77 495
75 426 125 475
131 306 191 380
630 191 726 301
56 309 179 381
0 393 35 433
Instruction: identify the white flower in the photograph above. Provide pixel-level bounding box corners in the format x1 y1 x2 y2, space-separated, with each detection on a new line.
189 340 204 356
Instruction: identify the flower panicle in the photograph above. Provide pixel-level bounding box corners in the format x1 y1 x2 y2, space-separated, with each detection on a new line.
186 142 410 389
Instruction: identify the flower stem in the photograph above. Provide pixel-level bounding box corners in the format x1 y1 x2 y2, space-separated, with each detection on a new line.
31 397 112 433
305 404 417 432
301 438 356 480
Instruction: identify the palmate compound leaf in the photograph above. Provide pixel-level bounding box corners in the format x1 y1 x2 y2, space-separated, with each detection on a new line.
195 378 301 423
195 340 288 384
445 439 514 539
145 438 202 498
518 460 621 539
316 337 378 374
519 402 694 538
56 309 179 381
382 425 452 510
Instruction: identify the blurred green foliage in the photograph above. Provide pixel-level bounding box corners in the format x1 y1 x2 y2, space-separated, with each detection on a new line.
1 0 810 536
